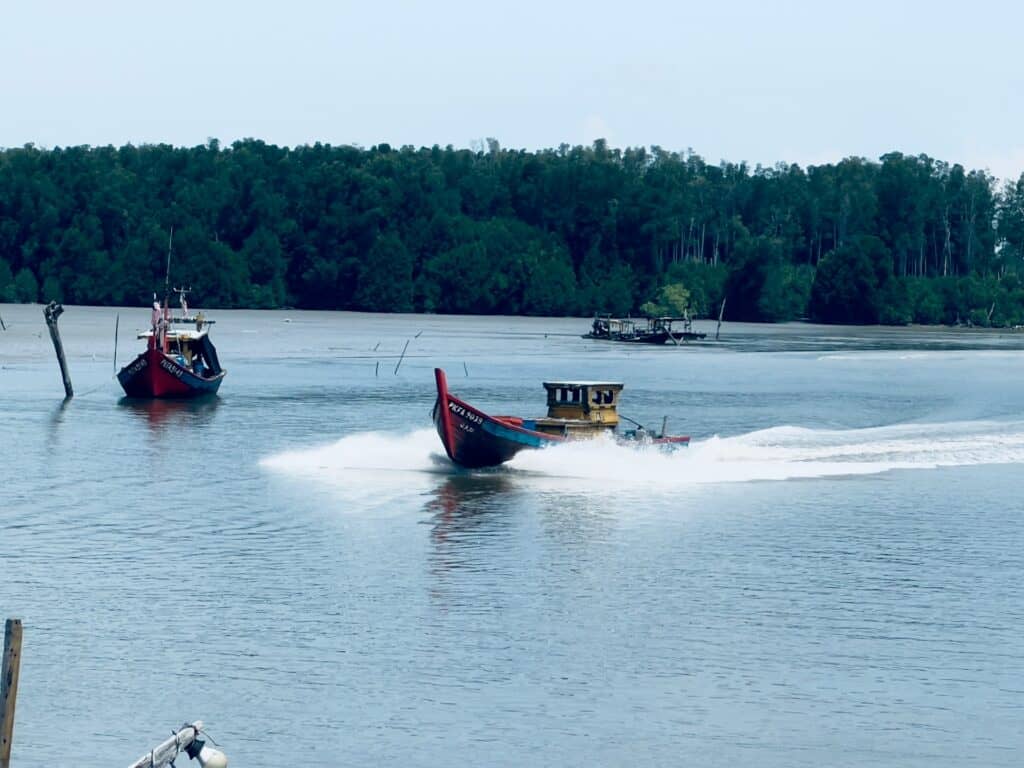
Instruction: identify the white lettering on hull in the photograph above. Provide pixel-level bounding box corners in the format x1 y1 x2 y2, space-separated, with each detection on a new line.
448 401 483 425
125 357 147 375
160 359 185 378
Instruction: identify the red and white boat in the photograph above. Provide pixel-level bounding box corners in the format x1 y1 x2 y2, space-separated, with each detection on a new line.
117 288 226 398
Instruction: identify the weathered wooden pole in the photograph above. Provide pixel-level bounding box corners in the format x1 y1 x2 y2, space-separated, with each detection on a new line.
0 619 23 768
715 297 727 341
127 721 227 768
113 312 120 374
43 302 73 398
394 338 410 375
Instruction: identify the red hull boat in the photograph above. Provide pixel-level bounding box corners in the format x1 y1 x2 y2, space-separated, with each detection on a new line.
118 290 225 399
432 368 689 469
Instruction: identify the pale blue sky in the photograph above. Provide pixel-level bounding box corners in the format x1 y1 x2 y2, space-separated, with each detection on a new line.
2 0 1022 179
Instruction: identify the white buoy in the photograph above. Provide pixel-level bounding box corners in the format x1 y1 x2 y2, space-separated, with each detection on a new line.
187 738 228 768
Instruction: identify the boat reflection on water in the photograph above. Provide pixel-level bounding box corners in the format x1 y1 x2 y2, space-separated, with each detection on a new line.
428 474 516 571
118 394 221 431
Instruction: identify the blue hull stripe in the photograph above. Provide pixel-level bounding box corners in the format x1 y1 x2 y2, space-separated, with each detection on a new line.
481 419 555 448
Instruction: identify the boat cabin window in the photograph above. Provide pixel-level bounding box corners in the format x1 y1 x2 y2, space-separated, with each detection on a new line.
555 387 581 403
592 389 616 405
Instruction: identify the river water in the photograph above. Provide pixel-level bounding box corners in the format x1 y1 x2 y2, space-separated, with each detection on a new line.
1 303 1023 767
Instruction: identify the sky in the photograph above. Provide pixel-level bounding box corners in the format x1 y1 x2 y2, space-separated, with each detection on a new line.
1 0 1022 180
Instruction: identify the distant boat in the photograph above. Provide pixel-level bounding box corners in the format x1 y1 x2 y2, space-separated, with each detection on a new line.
583 315 707 344
432 368 688 469
117 288 226 398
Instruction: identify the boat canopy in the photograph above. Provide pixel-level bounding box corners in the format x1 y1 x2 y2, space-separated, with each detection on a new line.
542 381 624 389
136 326 211 341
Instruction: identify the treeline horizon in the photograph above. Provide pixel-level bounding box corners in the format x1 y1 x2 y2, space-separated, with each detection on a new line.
1 138 1023 326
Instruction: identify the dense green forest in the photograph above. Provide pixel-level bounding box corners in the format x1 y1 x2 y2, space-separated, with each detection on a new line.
1 139 1023 325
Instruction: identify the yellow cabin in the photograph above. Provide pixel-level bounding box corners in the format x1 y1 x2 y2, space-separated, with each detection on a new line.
531 381 623 437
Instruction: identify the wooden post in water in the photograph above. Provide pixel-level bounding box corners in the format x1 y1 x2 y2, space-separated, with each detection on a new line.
43 302 73 398
394 338 410 375
0 619 23 768
715 297 727 341
113 313 120 375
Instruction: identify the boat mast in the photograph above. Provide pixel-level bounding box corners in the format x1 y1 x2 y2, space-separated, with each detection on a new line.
164 226 173 309
160 226 173 353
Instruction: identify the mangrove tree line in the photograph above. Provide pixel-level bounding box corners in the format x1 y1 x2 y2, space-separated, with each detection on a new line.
1 139 1023 325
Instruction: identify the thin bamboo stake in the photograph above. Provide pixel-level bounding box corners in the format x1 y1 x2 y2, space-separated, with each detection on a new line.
113 313 120 374
394 339 410 375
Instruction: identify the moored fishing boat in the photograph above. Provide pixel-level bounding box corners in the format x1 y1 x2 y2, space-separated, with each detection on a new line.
584 315 707 344
117 288 226 398
432 368 688 468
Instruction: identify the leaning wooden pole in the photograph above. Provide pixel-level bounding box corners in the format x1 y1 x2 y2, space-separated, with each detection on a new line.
127 721 204 768
715 297 727 341
44 302 73 398
394 338 411 375
0 619 23 768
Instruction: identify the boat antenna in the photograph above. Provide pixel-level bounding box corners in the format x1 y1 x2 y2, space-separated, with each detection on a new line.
164 226 174 305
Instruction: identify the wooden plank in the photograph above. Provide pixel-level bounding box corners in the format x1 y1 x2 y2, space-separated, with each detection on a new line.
0 618 23 767
126 721 202 768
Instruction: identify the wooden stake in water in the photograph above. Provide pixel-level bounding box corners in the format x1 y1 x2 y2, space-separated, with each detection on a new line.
0 618 23 768
716 297 727 341
44 302 73 398
394 339 410 375
113 313 120 375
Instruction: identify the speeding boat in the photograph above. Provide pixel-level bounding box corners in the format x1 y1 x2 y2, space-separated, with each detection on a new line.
117 287 226 398
432 368 688 468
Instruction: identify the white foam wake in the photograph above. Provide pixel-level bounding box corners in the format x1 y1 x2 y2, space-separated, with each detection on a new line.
511 420 1024 485
260 420 1024 491
262 428 443 475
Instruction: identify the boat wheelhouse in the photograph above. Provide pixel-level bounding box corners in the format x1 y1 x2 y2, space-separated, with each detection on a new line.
530 380 623 436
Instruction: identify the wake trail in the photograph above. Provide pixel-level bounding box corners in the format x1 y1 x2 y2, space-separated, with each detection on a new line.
260 420 1024 488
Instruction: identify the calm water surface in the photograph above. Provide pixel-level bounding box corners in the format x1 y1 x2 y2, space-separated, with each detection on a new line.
1 304 1023 766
